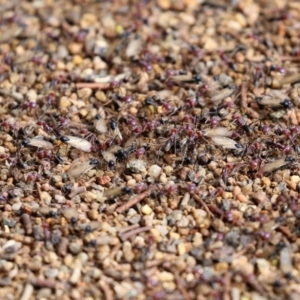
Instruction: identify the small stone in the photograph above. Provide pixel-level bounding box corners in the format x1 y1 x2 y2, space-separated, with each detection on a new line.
77 88 92 100
62 207 78 221
280 247 292 274
68 42 83 54
202 36 219 51
252 191 267 203
54 194 66 204
2 218 17 228
80 13 98 28
59 96 72 108
162 281 176 291
256 258 271 275
127 160 147 173
3 240 22 253
214 262 229 271
157 0 171 9
57 45 69 59
73 55 83 65
291 175 300 183
81 191 97 202
177 243 186 255
69 243 82 255
148 165 162 178
164 165 173 176
44 268 59 279
87 209 98 220
127 179 136 187
158 271 174 282
36 288 52 299
261 177 271 188
141 204 152 215
12 202 22 211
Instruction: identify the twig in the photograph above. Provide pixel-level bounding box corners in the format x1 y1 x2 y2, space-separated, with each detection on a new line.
193 194 214 218
276 225 296 242
118 224 140 235
174 271 191 300
119 226 151 241
234 241 256 258
99 279 114 300
223 272 231 300
116 187 155 213
30 277 56 289
240 81 248 108
36 182 45 206
280 56 300 62
75 82 111 89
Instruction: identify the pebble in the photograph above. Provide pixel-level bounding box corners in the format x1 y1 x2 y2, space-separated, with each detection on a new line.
261 177 271 188
280 247 292 274
44 268 59 279
77 88 92 100
256 258 271 276
158 271 174 282
36 288 52 299
62 207 78 221
127 160 147 173
141 204 153 215
69 243 82 255
3 240 22 253
12 202 22 211
57 45 69 59
72 55 83 65
68 42 83 54
291 175 300 183
80 13 98 28
157 0 171 9
148 165 162 178
2 218 17 228
202 36 219 51
69 266 81 284
20 283 34 300
54 194 66 204
81 191 97 202
252 191 267 203
177 242 186 255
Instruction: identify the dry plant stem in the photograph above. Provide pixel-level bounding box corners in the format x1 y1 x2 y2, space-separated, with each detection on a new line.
116 188 154 213
118 223 140 235
193 194 214 218
30 278 56 289
174 271 191 300
99 279 114 300
276 225 296 242
234 241 256 258
280 56 300 62
242 273 266 296
75 82 111 89
119 226 152 241
36 182 45 206
222 272 231 300
241 81 248 108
